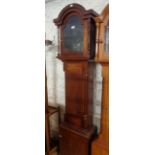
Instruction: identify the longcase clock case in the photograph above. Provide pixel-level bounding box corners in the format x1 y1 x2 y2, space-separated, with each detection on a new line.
92 4 109 155
54 3 98 155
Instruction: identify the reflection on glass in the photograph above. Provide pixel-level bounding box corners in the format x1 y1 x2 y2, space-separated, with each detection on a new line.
64 16 83 52
104 21 109 54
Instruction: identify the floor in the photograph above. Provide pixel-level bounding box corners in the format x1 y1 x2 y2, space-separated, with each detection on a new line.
46 146 58 155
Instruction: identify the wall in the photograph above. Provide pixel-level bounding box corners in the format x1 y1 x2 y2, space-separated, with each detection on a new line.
45 0 109 136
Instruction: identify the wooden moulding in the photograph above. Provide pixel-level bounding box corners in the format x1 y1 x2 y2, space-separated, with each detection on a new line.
54 3 99 61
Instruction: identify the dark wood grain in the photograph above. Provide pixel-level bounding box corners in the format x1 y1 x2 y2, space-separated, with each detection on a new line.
53 3 98 155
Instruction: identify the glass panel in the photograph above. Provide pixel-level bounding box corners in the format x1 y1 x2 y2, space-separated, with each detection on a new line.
64 16 83 52
104 21 109 54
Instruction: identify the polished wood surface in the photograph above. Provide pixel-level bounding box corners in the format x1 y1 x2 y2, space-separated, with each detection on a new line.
92 4 109 155
54 3 98 155
59 123 96 155
54 3 98 61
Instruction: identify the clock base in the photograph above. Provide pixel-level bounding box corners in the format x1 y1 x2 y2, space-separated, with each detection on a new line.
59 122 96 155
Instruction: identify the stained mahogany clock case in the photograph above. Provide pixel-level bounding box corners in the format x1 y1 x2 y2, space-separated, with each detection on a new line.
54 3 98 155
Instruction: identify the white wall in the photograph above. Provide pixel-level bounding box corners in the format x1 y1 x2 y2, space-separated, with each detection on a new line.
45 0 109 136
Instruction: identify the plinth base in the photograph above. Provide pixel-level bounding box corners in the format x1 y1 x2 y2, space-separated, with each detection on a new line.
59 122 96 155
